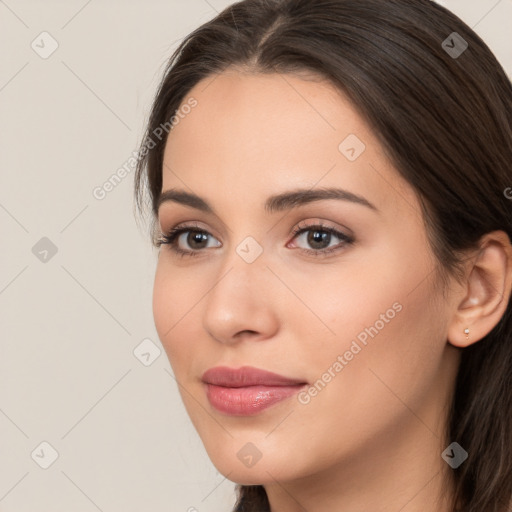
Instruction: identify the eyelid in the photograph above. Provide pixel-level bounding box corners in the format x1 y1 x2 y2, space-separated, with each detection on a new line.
161 219 222 237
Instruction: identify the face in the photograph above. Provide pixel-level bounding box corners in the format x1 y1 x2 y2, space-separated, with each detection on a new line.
153 69 460 486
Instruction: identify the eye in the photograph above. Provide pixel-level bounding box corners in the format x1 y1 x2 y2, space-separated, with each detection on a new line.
156 220 355 258
288 220 354 258
156 222 220 257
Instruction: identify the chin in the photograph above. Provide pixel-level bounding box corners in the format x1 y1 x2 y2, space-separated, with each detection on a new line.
204 443 303 486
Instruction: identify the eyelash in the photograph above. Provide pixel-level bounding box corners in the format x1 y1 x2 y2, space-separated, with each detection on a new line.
156 221 355 259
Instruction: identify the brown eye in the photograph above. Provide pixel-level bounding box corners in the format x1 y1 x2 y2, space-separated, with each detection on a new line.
289 222 355 258
156 225 221 256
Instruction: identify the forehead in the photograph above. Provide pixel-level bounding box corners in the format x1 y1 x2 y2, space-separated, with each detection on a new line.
164 69 364 164
161 70 417 219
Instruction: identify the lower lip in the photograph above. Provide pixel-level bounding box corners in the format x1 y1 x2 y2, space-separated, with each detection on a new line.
204 383 307 416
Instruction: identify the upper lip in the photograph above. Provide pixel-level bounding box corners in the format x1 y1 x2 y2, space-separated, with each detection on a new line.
202 365 307 387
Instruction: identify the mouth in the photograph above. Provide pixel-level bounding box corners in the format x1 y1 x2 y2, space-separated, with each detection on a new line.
201 365 308 416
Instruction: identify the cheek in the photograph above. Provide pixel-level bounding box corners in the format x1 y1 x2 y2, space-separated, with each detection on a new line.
293 245 443 397
303 275 445 428
152 261 197 369
152 263 171 343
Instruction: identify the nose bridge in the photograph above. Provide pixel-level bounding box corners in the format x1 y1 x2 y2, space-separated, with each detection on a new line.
201 232 278 342
217 211 269 279
208 232 268 310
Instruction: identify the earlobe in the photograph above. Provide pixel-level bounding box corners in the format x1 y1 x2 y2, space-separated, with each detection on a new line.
447 230 512 348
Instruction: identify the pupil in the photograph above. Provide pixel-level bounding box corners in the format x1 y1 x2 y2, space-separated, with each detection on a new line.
308 230 329 249
190 231 207 248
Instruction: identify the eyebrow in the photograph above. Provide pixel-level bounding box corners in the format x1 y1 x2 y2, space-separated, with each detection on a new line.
156 187 379 215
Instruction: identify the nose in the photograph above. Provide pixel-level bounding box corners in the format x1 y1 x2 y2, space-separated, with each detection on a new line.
202 249 280 345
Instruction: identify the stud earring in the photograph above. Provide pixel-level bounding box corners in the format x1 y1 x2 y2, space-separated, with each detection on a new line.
464 328 469 340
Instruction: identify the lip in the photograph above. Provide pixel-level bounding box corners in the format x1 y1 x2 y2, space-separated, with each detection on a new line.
202 366 308 416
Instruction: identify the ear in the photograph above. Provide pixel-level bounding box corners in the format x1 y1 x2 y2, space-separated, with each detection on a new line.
447 230 512 348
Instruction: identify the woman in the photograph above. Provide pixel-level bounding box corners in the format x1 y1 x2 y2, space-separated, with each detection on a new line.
134 0 512 510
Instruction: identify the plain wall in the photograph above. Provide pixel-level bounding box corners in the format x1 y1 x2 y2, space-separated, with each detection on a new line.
1 0 511 510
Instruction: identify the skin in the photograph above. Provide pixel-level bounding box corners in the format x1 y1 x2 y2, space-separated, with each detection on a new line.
152 69 512 512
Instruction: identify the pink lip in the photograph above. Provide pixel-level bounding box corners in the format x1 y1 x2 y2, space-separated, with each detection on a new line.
202 366 308 416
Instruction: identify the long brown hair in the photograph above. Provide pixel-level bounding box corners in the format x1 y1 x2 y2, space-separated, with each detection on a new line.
133 1 512 510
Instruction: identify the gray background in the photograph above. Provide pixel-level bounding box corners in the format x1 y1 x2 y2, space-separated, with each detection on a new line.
1 1 511 511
